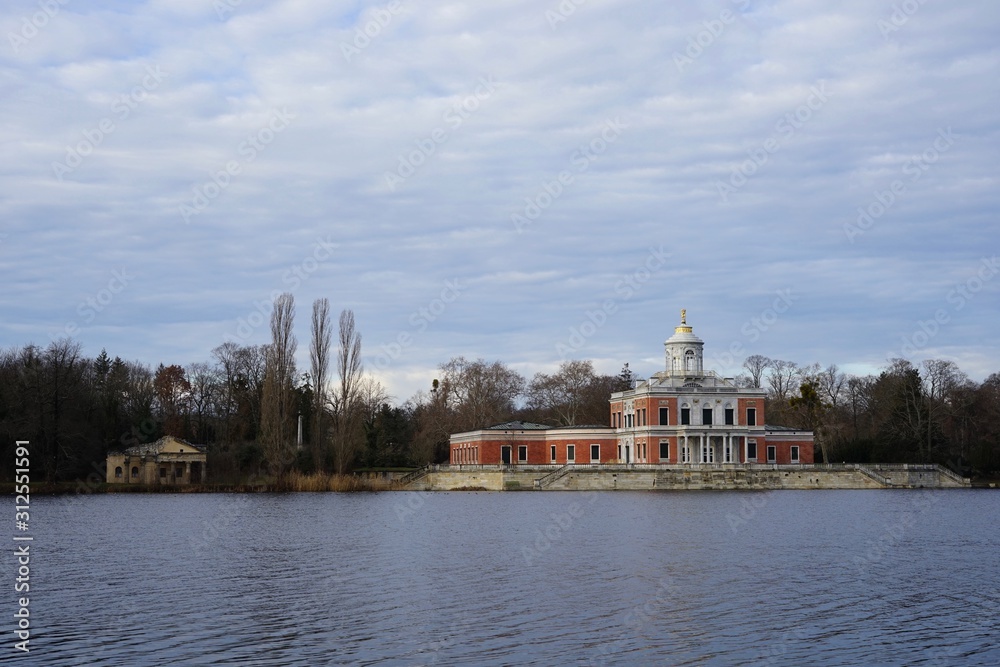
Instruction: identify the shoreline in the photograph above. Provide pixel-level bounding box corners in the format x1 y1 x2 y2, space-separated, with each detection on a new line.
4 467 996 495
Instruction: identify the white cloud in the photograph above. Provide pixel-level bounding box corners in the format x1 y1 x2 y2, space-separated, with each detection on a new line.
0 0 997 401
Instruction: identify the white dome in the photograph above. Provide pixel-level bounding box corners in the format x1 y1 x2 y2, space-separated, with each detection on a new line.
664 310 704 375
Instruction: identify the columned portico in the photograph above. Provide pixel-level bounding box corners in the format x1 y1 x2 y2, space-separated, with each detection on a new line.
681 431 754 465
672 429 755 465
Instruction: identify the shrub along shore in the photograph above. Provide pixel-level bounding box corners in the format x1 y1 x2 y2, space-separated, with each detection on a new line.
2 472 401 495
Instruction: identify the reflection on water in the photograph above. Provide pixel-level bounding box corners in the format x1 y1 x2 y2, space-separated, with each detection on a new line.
15 490 1000 666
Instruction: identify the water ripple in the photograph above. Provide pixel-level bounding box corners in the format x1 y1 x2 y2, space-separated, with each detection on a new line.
18 491 1000 666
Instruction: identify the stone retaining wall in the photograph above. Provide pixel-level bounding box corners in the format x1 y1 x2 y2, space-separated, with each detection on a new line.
417 465 969 491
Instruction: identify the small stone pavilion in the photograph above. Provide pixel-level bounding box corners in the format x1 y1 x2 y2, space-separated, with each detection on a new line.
106 435 207 485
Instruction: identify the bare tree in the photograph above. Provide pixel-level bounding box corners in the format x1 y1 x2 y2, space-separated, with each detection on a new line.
186 361 219 443
211 342 240 443
237 344 268 433
333 309 363 474
766 359 799 401
309 298 332 470
438 357 525 432
877 359 926 460
407 384 451 465
260 293 297 474
922 359 968 462
527 360 597 426
817 364 847 409
122 360 156 428
356 375 390 451
742 354 771 389
845 375 875 441
154 364 191 437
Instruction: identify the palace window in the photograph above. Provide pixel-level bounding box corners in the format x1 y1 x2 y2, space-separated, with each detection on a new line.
114 466 123 479
702 407 713 425
791 446 800 463
567 445 575 462
590 444 601 463
766 446 776 463
746 408 757 426
659 441 669 461
550 445 557 462
681 407 691 425
725 407 734 425
747 441 757 461
518 446 527 462
659 407 668 425
131 467 139 478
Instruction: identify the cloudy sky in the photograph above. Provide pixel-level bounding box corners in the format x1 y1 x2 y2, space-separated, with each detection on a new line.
2 0 998 402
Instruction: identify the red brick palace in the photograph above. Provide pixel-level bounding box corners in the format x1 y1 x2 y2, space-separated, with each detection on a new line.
450 312 814 466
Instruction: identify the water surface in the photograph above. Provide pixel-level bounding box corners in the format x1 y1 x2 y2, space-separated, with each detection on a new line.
9 490 999 665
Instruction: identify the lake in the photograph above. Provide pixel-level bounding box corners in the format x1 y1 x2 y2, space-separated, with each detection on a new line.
7 490 999 666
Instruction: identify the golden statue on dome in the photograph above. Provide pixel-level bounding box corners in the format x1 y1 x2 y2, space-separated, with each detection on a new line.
681 309 686 324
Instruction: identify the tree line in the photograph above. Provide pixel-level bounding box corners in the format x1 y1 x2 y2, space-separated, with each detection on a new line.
1 302 996 481
0 292 633 483
738 354 999 475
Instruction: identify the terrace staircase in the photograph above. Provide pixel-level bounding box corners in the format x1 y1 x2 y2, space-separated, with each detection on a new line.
534 465 572 489
399 465 431 488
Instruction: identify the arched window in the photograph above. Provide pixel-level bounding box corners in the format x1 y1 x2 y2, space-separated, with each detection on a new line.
685 349 695 371
131 466 139 478
114 466 123 478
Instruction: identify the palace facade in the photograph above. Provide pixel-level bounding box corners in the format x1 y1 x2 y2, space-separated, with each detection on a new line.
450 312 814 466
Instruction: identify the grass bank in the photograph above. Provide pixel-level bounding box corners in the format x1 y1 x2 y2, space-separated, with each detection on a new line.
1 473 400 495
